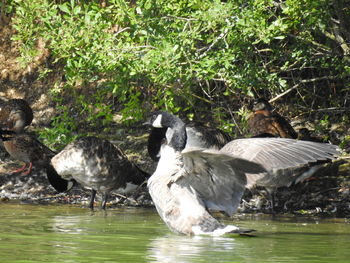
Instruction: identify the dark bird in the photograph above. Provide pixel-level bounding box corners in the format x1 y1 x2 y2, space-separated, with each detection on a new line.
0 99 33 132
146 111 340 235
147 122 231 161
0 130 74 192
146 111 266 235
51 136 150 210
248 98 298 139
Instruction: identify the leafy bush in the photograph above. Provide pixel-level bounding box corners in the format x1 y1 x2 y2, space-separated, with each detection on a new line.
9 0 350 141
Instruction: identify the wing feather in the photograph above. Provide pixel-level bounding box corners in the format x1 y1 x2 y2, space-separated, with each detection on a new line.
220 138 340 189
180 148 267 215
221 138 339 171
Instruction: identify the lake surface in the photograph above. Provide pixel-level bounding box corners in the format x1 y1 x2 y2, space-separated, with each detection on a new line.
0 202 349 263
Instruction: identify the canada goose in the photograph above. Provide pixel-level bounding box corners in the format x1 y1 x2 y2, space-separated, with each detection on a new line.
146 111 340 234
248 98 298 139
146 111 267 235
51 136 150 210
147 123 231 161
0 130 74 192
0 99 33 132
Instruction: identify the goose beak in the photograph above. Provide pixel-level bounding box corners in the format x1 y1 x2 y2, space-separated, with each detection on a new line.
143 120 152 126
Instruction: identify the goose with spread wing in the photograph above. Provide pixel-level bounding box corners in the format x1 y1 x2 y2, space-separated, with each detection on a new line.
221 137 340 210
146 111 266 235
146 111 340 235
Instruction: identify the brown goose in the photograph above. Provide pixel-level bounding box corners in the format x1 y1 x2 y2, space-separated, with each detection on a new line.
2 132 54 175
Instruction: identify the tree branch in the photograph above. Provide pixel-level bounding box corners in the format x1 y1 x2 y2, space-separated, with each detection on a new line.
270 76 338 102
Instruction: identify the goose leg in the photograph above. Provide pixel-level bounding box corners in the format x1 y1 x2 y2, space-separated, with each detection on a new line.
89 189 97 210
101 193 109 210
266 188 276 213
269 192 276 213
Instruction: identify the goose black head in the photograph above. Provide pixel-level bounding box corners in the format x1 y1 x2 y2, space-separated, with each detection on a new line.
251 98 273 112
146 111 180 129
146 111 187 152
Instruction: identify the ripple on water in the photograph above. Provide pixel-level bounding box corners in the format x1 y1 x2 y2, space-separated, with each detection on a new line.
0 203 349 263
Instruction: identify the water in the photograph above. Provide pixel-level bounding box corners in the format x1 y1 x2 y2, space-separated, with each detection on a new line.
0 203 349 263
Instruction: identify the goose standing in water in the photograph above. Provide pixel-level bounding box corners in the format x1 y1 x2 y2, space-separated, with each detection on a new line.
146 111 340 235
146 111 267 235
51 136 150 210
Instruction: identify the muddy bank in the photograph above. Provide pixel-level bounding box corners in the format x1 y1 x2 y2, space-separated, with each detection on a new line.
1 128 349 217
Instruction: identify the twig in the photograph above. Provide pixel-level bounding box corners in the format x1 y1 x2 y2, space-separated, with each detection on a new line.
270 76 338 103
197 27 229 59
115 27 130 35
163 15 198 21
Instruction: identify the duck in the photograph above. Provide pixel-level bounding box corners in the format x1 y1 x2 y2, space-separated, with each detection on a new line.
145 111 340 235
248 98 298 139
1 130 55 175
0 98 33 132
0 98 35 173
146 111 267 235
0 130 74 192
147 122 231 161
50 136 150 210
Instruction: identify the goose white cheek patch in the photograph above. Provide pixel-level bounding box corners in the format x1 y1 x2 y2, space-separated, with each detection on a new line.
152 114 163 128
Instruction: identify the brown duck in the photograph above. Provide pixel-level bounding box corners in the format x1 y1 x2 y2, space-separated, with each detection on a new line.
1 132 53 175
0 99 33 132
248 98 298 139
0 130 74 192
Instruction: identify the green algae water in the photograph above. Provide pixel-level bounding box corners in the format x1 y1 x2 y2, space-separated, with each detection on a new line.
0 203 349 263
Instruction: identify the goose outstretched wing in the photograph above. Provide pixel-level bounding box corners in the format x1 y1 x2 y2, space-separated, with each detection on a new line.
221 138 339 170
221 138 340 188
178 148 267 216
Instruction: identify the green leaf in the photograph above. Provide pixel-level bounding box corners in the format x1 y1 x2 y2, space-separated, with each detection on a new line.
58 3 70 14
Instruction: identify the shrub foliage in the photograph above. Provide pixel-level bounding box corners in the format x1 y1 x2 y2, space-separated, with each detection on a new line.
7 0 350 144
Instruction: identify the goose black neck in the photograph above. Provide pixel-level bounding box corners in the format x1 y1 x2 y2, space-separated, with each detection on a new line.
148 127 168 161
45 164 75 193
